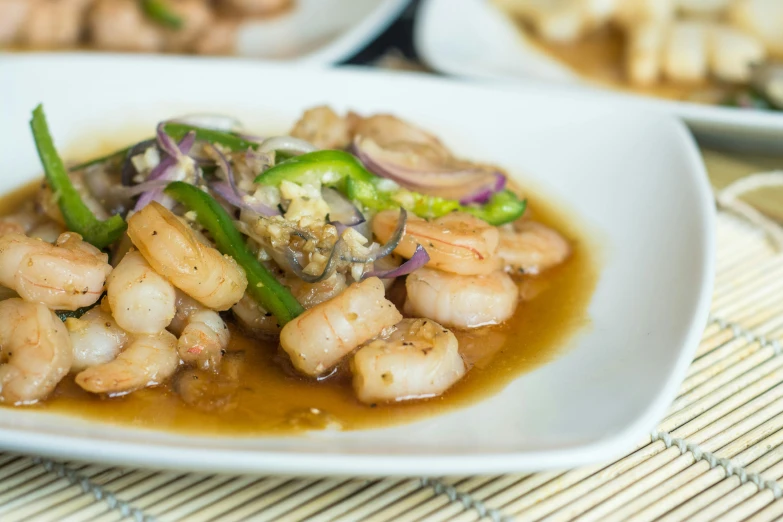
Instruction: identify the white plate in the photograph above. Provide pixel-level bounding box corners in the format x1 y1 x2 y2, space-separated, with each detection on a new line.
235 0 410 63
415 0 783 152
0 54 714 476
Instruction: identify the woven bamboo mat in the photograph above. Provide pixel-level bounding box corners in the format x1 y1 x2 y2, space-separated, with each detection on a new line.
2 152 783 521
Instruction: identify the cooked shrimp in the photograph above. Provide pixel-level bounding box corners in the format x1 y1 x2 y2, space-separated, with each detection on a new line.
497 221 570 275
75 330 179 395
220 0 291 16
66 306 128 372
127 202 247 310
232 272 348 338
170 293 229 371
0 298 72 404
21 0 90 49
289 106 352 150
373 210 502 276
88 0 164 52
280 277 402 376
406 267 518 329
352 318 465 404
0 206 41 236
0 232 112 311
163 0 213 53
106 250 177 335
28 220 66 243
232 292 281 338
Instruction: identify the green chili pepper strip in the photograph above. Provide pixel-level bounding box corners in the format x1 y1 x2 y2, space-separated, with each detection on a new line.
164 181 304 325
140 0 183 29
260 151 527 226
255 150 377 188
164 123 258 152
30 105 127 250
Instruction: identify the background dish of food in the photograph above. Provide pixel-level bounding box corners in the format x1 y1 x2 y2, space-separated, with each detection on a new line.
0 54 713 475
0 0 410 63
415 0 783 152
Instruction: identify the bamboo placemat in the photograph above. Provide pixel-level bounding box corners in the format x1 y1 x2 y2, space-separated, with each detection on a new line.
1 149 783 521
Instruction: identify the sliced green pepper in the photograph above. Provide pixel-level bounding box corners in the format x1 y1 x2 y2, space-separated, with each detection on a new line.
30 105 127 250
164 181 304 325
140 0 183 29
255 150 377 188
164 123 258 152
259 150 527 226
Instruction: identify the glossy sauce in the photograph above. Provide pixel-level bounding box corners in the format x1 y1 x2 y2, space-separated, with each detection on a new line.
0 179 597 435
521 25 728 103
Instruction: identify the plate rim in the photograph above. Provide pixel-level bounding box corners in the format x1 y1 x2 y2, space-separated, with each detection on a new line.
0 55 716 475
413 0 783 135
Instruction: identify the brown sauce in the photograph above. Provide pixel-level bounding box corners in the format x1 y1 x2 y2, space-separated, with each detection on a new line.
520 24 729 103
0 177 597 436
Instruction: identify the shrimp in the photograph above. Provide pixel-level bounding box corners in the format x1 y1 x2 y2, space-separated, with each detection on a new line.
66 306 128 372
170 292 229 371
0 206 42 236
289 106 353 150
28 220 66 243
405 267 519 329
497 221 570 275
232 273 348 338
88 0 164 52
0 298 72 404
0 232 112 311
106 250 177 335
373 210 502 276
75 330 179 395
351 318 466 404
127 202 247 311
280 277 402 377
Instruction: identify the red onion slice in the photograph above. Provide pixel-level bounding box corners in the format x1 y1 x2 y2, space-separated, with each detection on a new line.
258 136 318 156
353 137 507 202
459 172 507 205
321 187 365 227
363 244 429 280
210 182 280 217
170 114 243 132
134 131 196 211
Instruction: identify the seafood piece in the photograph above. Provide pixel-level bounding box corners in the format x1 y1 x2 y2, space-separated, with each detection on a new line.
352 318 465 404
280 277 402 376
164 0 213 52
75 330 179 395
406 267 519 329
66 306 128 372
0 232 112 310
127 202 247 310
289 106 352 150
106 250 177 335
88 0 164 52
171 293 229 371
0 298 72 404
219 0 292 16
21 0 91 49
497 221 570 274
373 210 502 276
232 272 348 338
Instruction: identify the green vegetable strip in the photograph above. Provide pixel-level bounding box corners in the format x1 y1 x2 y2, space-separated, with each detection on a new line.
258 150 527 226
30 105 127 249
140 0 183 29
255 150 377 187
164 123 259 152
164 181 304 325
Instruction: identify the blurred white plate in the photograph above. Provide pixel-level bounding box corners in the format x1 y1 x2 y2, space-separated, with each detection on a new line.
237 0 409 63
415 0 783 153
0 54 713 475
